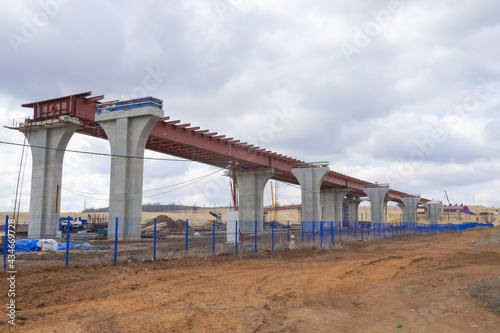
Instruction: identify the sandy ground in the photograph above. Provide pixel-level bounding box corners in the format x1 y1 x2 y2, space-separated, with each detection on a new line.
1 226 499 332
3 204 498 227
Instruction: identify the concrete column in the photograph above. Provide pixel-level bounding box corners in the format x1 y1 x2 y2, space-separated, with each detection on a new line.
20 120 80 238
346 198 362 222
232 168 274 232
399 196 421 223
96 105 163 240
292 166 330 222
364 185 390 224
425 201 442 224
321 188 350 222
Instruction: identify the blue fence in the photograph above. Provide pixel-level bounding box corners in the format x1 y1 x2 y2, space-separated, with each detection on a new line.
3 218 494 269
301 221 494 246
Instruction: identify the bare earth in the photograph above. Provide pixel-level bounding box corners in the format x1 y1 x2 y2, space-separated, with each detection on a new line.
2 227 500 332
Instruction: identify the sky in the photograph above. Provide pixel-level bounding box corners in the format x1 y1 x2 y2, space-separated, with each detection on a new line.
1 0 500 213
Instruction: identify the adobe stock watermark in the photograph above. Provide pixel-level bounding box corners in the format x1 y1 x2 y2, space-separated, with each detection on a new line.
7 0 72 54
247 106 297 145
201 105 297 202
212 0 243 21
119 65 169 101
385 75 500 184
340 0 402 64
66 138 93 168
446 75 499 124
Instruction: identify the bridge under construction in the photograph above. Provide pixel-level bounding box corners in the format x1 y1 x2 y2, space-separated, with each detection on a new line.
10 92 442 240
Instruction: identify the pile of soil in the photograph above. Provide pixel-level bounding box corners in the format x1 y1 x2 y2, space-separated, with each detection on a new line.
142 215 187 232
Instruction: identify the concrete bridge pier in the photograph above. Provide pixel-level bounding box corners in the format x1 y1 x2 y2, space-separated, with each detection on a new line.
292 166 330 222
398 196 421 223
96 103 163 241
364 185 390 224
424 201 443 225
19 119 81 238
346 198 362 223
321 188 350 222
231 168 274 232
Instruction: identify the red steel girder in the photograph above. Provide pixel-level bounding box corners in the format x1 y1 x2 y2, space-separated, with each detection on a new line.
20 92 427 203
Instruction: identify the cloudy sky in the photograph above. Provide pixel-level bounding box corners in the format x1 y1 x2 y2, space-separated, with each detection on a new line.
1 0 500 214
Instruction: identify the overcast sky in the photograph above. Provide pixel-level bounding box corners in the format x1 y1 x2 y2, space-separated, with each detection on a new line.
1 0 500 214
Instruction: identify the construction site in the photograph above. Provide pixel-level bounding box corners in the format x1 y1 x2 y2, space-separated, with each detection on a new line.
1 93 499 331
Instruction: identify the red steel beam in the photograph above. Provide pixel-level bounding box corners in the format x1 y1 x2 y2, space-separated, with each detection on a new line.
20 92 427 203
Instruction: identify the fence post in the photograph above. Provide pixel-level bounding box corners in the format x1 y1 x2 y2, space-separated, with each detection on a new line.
354 223 357 240
383 223 386 239
361 223 364 241
312 222 315 243
185 219 189 253
114 217 118 265
272 220 275 251
213 220 216 255
235 220 238 254
339 222 342 242
65 216 71 267
318 222 321 248
4 215 9 270
301 222 304 243
287 221 290 243
347 222 349 240
255 220 257 252
153 218 157 261
331 221 334 248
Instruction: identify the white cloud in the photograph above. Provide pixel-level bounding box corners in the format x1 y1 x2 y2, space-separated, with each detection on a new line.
1 0 500 212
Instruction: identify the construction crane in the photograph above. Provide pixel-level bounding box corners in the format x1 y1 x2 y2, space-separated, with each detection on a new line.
271 181 278 222
444 190 451 206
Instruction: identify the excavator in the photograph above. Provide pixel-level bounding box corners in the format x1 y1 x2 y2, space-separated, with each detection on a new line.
204 211 224 229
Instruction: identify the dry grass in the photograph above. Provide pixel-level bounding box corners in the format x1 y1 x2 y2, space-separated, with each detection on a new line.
471 276 500 315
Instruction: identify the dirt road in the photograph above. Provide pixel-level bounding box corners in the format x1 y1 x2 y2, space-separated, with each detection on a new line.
2 227 499 332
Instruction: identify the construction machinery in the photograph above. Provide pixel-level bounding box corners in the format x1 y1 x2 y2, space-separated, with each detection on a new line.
204 211 224 229
59 217 88 232
0 230 4 251
444 190 451 206
271 181 277 222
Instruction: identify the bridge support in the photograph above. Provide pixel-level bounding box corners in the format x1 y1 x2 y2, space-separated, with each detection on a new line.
346 198 362 223
292 166 330 222
19 119 80 238
96 102 163 241
231 168 274 232
424 201 442 225
398 196 421 223
364 185 390 224
321 188 350 222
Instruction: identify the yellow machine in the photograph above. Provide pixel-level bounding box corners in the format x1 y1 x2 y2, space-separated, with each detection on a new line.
204 212 224 228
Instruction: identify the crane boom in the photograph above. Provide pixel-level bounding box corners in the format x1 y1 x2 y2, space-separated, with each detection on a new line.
271 181 276 221
444 190 451 206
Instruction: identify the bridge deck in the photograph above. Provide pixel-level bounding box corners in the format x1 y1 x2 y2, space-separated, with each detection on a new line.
21 92 425 203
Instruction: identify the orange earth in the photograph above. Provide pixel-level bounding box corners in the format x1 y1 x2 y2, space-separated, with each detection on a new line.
1 226 499 332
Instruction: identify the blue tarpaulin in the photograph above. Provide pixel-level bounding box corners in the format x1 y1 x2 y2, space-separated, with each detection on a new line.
57 242 101 251
15 239 40 252
15 239 101 252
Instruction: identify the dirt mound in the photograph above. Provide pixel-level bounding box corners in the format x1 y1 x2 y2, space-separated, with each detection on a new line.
143 215 187 232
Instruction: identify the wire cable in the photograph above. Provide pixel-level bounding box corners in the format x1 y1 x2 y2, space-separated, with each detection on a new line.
62 168 224 200
0 140 197 162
